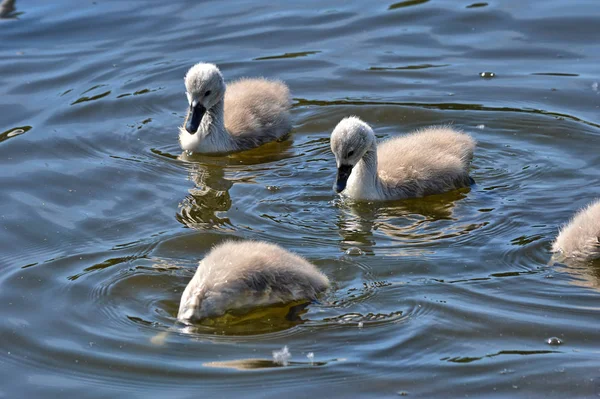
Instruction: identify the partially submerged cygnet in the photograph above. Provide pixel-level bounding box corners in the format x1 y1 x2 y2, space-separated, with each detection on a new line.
552 199 600 262
177 241 329 322
179 63 292 154
330 116 476 201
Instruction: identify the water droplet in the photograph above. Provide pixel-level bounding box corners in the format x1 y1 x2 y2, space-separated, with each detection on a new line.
358 321 364 328
345 247 364 256
476 124 485 129
479 72 496 79
273 346 291 366
307 352 314 365
546 336 563 345
592 82 599 92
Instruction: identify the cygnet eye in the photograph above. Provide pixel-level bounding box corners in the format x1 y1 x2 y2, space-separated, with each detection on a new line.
204 90 212 97
347 150 354 157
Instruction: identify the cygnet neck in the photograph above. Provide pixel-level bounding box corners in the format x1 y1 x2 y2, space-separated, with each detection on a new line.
352 141 379 191
198 99 235 153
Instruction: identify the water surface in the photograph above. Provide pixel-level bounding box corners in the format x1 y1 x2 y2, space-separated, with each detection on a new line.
1 0 600 397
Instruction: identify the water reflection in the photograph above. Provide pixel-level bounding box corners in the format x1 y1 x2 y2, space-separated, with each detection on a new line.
388 0 429 10
175 302 312 336
174 139 295 230
553 258 600 291
176 156 233 229
204 358 330 370
177 133 294 166
335 189 472 255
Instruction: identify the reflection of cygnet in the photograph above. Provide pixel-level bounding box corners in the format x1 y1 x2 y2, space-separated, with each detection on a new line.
179 63 292 154
330 116 475 201
177 241 329 322
175 161 233 229
186 161 233 192
552 199 600 262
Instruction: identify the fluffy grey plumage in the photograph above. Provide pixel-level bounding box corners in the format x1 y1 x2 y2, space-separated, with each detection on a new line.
177 241 329 322
179 63 292 154
330 116 476 201
552 199 600 262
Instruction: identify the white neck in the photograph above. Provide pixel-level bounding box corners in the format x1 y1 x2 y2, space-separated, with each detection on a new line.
179 99 236 154
345 141 381 200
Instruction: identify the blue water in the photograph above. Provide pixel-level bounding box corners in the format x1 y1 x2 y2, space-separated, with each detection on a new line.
1 0 600 397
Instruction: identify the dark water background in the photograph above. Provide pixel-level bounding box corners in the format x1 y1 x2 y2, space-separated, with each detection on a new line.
1 0 600 397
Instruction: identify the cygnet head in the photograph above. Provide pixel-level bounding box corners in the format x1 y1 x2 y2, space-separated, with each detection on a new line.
330 116 376 193
184 63 226 134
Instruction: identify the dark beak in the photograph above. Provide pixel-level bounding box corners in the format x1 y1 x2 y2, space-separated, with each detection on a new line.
185 104 206 134
334 164 353 193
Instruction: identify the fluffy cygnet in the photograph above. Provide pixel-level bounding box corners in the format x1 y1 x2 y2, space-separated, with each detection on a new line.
179 63 292 154
177 240 329 322
552 199 600 262
330 116 476 201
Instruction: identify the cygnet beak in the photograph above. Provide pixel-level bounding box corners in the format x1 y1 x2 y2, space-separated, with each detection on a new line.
185 103 206 134
334 164 353 193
